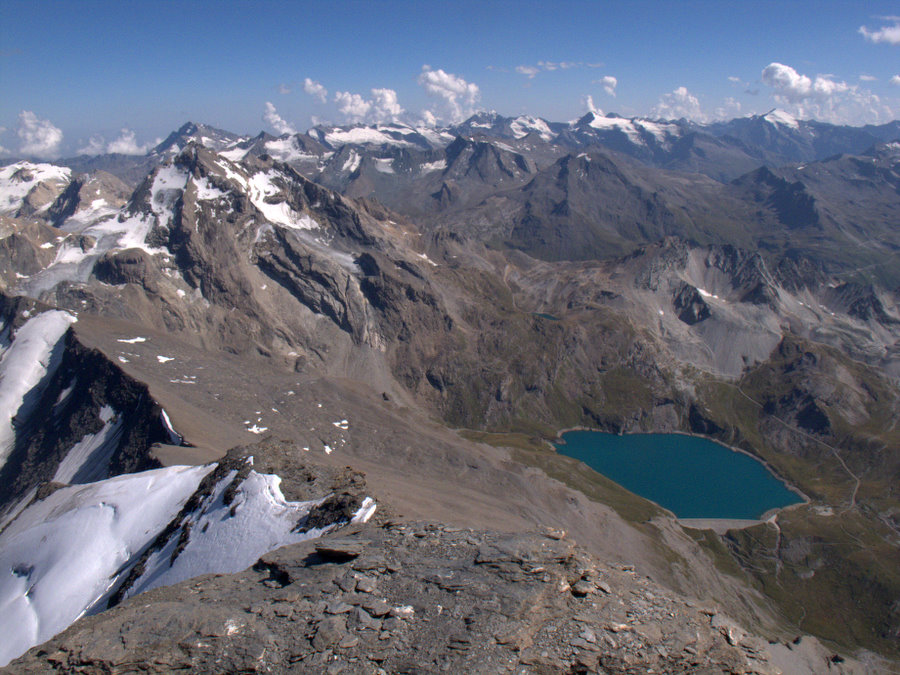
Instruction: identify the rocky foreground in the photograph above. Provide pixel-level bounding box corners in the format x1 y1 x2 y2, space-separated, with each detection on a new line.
7 509 863 674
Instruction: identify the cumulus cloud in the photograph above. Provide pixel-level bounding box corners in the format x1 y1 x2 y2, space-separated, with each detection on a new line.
713 97 742 121
420 109 438 127
859 19 900 44
333 88 404 125
370 88 404 121
761 62 895 124
75 129 159 156
303 78 328 103
278 83 291 95
0 127 7 156
582 95 601 115
761 62 848 103
598 75 617 97
652 86 704 121
417 65 480 123
515 65 539 78
17 110 63 158
334 91 371 123
77 136 106 155
263 101 297 135
107 128 157 155
859 74 877 82
892 75 900 86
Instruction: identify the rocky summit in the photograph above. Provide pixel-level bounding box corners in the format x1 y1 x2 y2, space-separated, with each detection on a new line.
5 509 848 675
0 110 898 673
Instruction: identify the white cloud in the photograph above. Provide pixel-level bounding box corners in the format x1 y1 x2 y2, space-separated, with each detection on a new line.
761 62 895 124
859 20 900 45
303 78 328 103
420 109 438 127
333 88 404 124
728 75 742 83
107 129 156 155
17 110 63 158
263 101 296 135
77 136 106 155
278 83 291 95
76 129 159 156
713 97 742 121
652 86 704 121
598 75 617 97
582 94 601 114
370 88 404 122
515 60 601 78
0 127 8 156
892 75 900 86
334 91 371 123
417 65 480 123
859 74 877 82
761 62 849 102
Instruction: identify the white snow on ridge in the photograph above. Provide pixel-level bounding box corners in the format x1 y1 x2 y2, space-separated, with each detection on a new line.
763 109 800 130
24 164 187 296
0 162 72 215
510 116 554 142
263 137 319 163
52 405 124 484
193 176 227 202
124 469 346 599
586 114 644 144
324 126 413 148
160 408 183 445
634 119 680 144
246 170 319 231
341 150 362 174
0 310 77 468
0 464 214 667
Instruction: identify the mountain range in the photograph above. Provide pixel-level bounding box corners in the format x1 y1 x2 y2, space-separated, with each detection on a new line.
0 109 898 672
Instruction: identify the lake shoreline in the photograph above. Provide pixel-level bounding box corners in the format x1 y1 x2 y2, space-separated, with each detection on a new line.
553 426 810 520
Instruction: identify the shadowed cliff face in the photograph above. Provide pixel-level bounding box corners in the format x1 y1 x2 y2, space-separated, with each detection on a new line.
0 297 180 517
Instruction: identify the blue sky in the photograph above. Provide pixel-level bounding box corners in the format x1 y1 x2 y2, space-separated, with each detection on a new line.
1 0 899 157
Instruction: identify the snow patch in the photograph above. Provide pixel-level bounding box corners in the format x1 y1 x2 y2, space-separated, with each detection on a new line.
53 405 124 484
160 408 183 445
341 150 361 173
116 336 146 344
0 310 77 467
420 159 447 173
373 158 395 174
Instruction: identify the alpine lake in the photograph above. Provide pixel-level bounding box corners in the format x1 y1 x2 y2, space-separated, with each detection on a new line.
555 431 802 520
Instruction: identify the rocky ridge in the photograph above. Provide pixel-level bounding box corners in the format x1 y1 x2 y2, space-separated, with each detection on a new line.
7 509 868 674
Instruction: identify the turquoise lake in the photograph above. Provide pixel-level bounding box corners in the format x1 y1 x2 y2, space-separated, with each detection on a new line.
555 431 802 520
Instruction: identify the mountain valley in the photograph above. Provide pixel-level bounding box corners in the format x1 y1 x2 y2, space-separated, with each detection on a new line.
0 109 898 672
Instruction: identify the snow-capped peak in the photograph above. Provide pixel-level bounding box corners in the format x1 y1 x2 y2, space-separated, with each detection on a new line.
509 115 555 141
0 161 72 215
762 109 800 130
